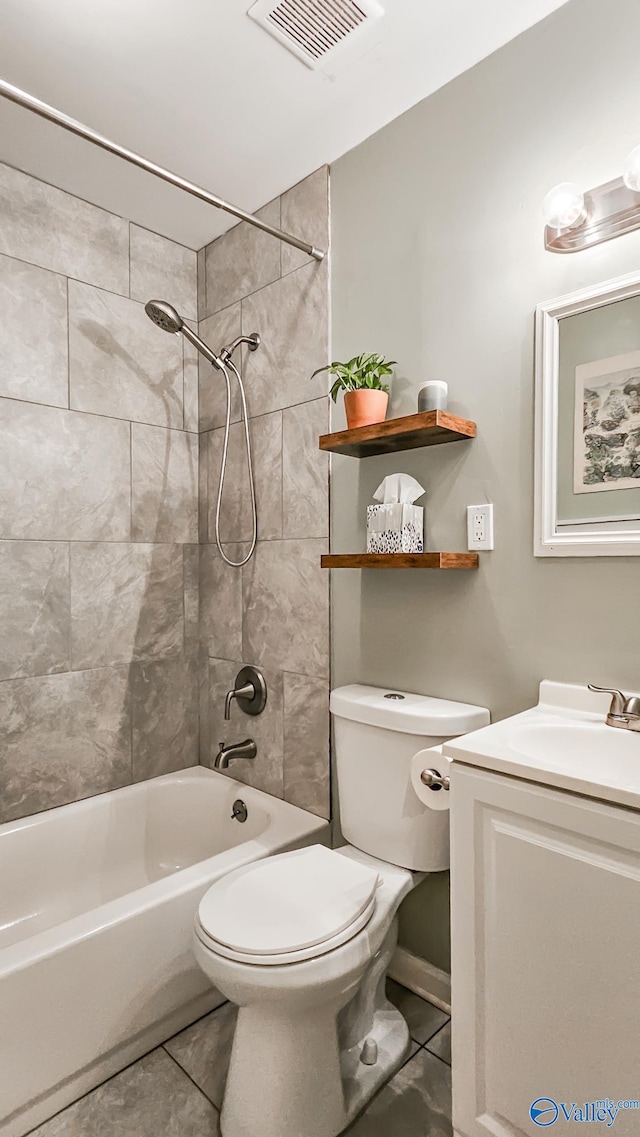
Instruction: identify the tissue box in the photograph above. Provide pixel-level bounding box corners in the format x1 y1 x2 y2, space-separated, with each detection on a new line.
366 504 424 554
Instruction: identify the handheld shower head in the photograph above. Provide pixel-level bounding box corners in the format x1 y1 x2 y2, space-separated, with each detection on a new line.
145 295 261 569
145 300 183 334
145 298 226 370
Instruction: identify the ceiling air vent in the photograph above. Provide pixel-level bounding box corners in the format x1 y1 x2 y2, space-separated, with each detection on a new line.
248 0 384 70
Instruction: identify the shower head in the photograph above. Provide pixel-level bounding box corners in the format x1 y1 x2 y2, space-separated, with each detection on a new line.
145 298 227 370
145 300 184 334
145 295 259 568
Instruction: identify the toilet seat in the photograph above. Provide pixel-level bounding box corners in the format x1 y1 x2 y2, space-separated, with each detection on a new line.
195 894 377 965
196 845 380 967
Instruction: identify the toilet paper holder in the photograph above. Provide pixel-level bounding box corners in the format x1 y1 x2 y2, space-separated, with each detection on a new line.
420 768 451 792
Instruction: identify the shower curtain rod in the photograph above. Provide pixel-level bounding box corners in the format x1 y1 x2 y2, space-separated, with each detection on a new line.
0 78 326 261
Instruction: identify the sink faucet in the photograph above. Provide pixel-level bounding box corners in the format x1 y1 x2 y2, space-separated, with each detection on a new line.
588 685 640 731
214 738 257 769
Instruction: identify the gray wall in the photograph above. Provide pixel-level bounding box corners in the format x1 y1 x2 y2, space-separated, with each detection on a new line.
0 162 200 823
330 0 640 969
197 169 331 819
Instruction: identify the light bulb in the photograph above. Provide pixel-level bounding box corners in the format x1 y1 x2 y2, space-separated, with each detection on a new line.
543 182 586 230
623 145 640 192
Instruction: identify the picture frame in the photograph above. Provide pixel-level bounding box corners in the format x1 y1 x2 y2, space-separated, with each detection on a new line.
535 269 640 556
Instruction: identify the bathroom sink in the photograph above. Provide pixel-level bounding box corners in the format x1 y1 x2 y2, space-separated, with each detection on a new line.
508 720 640 781
444 680 640 811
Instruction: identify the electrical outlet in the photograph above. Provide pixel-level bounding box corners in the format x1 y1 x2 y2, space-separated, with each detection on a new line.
467 504 494 550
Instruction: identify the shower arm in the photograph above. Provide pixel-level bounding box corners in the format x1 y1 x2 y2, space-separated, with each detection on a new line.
0 77 326 263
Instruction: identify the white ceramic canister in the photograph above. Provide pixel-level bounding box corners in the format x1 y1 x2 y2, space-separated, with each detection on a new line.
418 380 448 412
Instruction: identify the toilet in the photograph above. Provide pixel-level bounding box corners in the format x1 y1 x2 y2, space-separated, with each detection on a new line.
193 684 489 1137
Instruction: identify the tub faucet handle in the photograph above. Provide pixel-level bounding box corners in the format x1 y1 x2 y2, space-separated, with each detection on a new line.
224 665 267 720
224 681 254 720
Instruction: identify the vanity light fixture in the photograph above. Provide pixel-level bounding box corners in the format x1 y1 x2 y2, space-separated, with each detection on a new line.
622 145 640 191
544 146 640 253
542 183 586 231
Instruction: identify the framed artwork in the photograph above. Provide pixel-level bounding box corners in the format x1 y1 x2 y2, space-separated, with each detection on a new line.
574 349 640 498
535 270 640 555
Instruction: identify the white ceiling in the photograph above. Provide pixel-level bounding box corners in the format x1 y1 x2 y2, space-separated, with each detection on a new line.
0 0 569 250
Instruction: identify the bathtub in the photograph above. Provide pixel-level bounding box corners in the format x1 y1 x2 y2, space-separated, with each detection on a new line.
0 766 329 1137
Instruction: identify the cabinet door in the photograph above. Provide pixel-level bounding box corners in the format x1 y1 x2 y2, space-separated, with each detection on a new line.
451 764 640 1137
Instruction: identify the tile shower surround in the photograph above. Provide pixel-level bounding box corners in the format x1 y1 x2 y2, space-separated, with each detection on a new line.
0 161 198 824
0 161 330 824
198 166 331 820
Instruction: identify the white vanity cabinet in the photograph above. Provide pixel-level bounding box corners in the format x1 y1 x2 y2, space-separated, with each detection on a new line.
450 763 640 1137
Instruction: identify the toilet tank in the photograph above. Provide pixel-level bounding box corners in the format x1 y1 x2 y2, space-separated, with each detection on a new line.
331 685 489 872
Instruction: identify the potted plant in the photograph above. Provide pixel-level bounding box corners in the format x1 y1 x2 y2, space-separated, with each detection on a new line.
312 353 396 429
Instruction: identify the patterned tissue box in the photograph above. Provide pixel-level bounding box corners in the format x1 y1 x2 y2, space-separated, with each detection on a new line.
366 504 424 554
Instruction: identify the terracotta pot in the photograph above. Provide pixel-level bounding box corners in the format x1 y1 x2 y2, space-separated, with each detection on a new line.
344 389 389 430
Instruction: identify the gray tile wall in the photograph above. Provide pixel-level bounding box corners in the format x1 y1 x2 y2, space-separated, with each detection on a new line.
198 167 331 820
0 162 199 824
0 161 330 826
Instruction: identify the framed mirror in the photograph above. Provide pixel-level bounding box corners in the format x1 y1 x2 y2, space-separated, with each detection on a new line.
535 270 640 556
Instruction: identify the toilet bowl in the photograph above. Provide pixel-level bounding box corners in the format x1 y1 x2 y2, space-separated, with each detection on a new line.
193 685 489 1137
194 845 413 1137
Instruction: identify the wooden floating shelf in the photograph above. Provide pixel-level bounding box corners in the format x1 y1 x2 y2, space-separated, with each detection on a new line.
319 410 476 458
321 552 479 570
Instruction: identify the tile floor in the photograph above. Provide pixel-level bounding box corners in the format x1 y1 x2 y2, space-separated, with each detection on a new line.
28 981 452 1136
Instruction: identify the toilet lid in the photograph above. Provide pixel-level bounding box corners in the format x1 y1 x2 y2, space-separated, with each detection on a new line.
197 845 380 958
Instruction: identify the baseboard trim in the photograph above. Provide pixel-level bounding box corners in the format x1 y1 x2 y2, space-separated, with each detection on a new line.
388 946 451 1015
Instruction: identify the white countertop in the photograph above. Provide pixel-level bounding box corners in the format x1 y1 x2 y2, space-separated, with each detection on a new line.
444 680 640 811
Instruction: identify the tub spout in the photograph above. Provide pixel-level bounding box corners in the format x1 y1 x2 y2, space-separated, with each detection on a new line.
214 739 257 770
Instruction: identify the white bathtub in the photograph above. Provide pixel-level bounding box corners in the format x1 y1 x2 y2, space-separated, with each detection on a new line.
0 766 329 1137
